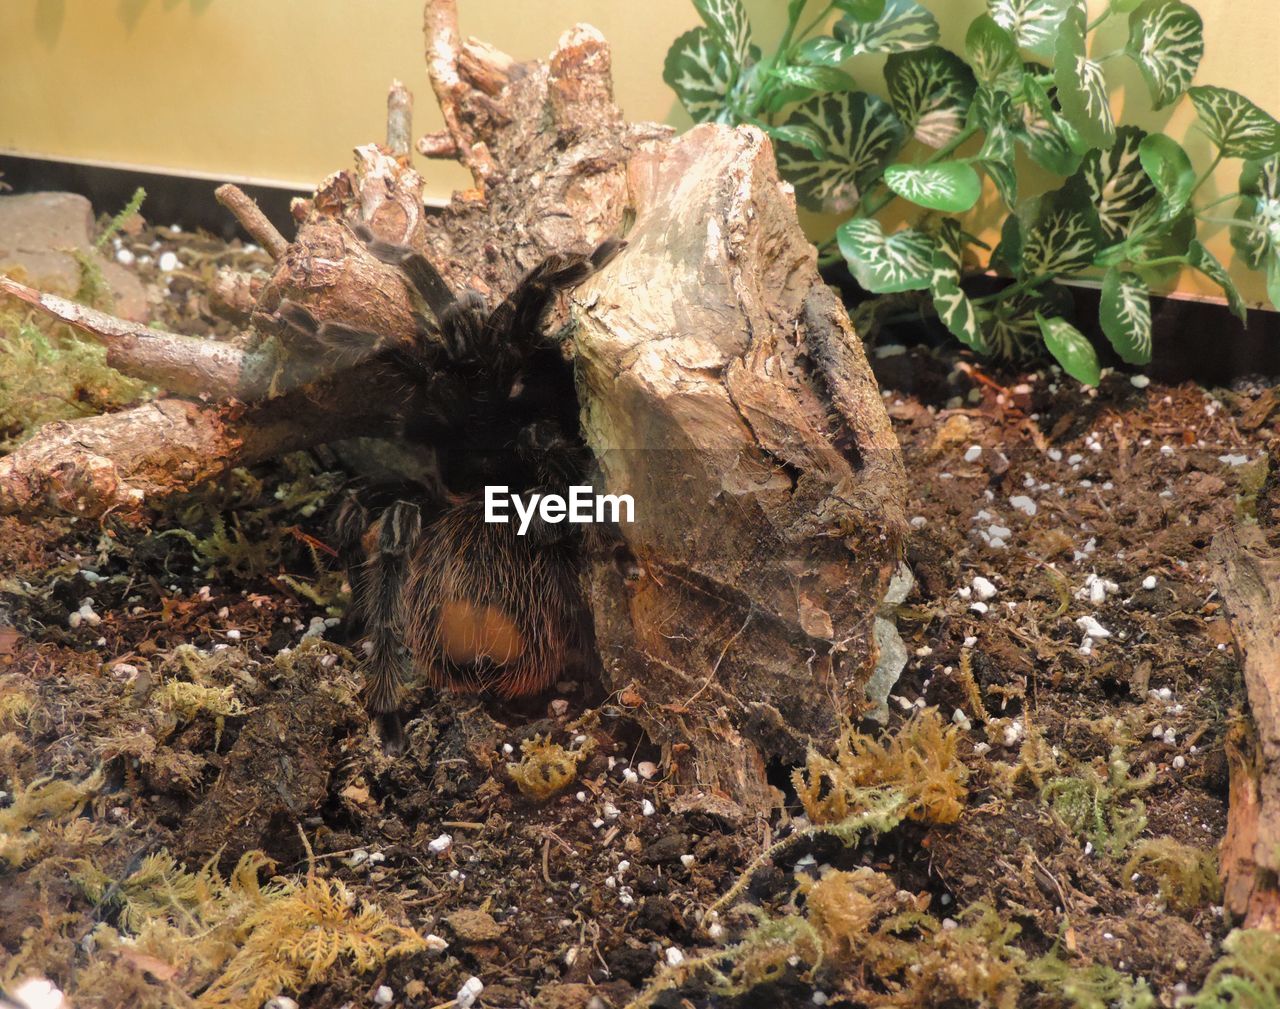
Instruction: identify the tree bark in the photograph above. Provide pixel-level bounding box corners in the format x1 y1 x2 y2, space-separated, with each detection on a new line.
1212 523 1280 930
0 1 905 811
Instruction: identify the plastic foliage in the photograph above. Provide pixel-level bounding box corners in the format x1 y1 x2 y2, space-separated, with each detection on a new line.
663 0 1280 381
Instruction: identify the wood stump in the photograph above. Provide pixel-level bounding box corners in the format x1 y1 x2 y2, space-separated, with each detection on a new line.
0 1 905 814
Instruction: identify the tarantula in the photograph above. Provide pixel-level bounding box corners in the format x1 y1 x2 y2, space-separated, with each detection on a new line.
278 230 623 743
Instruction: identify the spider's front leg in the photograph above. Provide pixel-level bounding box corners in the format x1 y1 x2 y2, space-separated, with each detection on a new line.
483 238 626 362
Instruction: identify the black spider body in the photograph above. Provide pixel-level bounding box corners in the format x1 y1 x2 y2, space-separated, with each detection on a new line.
283 232 622 736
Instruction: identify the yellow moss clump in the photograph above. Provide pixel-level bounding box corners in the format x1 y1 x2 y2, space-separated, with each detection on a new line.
506 733 594 800
0 674 35 729
152 676 245 750
1123 838 1221 912
69 849 428 1009
886 905 1025 1009
0 767 105 869
794 708 969 825
801 867 899 969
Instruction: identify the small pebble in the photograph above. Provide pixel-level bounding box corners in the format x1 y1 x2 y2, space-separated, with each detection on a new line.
1076 615 1111 639
963 445 983 463
1130 374 1150 388
637 761 658 780
456 976 484 1009
1009 495 1037 517
427 833 452 855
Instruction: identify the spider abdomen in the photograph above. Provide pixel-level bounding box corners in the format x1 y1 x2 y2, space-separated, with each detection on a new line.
404 502 589 699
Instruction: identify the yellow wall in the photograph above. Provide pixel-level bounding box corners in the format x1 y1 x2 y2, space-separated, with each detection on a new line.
1 0 1277 304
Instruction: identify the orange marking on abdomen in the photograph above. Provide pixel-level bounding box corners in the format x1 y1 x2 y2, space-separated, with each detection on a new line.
439 600 526 666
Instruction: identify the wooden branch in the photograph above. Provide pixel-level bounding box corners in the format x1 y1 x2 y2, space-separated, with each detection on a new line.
209 268 263 324
386 79 414 159
0 400 240 518
422 0 495 185
0 274 273 400
1212 524 1280 930
214 184 289 260
0 367 402 519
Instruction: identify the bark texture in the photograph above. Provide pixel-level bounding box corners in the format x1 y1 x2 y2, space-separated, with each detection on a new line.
1212 524 1280 930
0 1 905 810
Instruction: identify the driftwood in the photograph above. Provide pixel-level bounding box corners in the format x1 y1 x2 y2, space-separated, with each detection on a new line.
1212 523 1280 930
0 0 904 812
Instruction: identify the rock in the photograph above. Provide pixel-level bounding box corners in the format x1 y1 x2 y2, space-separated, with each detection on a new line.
0 192 149 322
445 908 506 943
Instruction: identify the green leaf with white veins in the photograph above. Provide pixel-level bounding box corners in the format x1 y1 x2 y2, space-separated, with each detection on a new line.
773 64 858 92
1100 268 1153 364
775 92 907 213
1079 126 1156 243
693 0 753 67
969 87 1018 207
664 28 735 124
1023 176 1105 274
930 220 987 352
1037 314 1102 385
1125 0 1203 110
1189 86 1280 159
884 47 977 148
1231 155 1280 269
1187 240 1248 323
795 36 855 67
1014 72 1084 176
1138 134 1195 218
764 123 827 158
966 15 1022 93
1054 5 1115 151
979 285 1070 358
834 0 939 57
884 162 983 212
988 0 1074 57
837 219 937 293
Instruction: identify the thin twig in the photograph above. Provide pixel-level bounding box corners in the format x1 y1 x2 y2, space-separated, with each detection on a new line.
387 79 414 158
214 184 289 260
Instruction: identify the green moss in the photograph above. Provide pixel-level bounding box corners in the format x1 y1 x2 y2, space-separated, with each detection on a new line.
1025 952 1156 1009
0 311 149 448
1041 746 1155 856
1185 930 1280 1009
1124 838 1221 912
